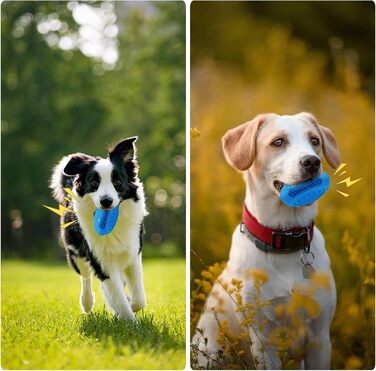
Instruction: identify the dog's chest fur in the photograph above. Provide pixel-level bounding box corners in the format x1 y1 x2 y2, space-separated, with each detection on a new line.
74 188 146 269
224 224 336 324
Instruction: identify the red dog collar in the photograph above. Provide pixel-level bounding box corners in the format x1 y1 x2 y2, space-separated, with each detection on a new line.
241 204 314 253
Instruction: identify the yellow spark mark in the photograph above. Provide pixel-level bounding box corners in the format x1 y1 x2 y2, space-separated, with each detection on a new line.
337 177 363 188
64 188 79 201
333 162 362 198
62 220 77 229
337 190 350 198
44 188 78 221
43 204 76 217
334 163 347 175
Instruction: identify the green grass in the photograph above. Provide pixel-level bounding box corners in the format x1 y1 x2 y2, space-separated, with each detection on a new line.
2 259 185 370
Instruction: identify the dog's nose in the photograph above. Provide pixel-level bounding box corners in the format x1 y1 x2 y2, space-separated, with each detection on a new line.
100 197 113 209
300 155 321 175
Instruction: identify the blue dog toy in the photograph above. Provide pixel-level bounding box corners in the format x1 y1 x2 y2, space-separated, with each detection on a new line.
94 206 119 236
280 172 330 207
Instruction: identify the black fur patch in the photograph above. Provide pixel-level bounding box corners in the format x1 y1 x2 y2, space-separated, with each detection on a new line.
85 248 109 281
73 164 100 198
110 157 139 202
109 137 139 202
62 174 74 189
67 249 81 275
62 200 109 281
63 154 99 198
139 223 144 254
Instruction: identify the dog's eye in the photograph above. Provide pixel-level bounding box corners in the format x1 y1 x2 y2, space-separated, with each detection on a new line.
311 137 320 146
90 180 99 188
113 179 122 187
271 138 284 147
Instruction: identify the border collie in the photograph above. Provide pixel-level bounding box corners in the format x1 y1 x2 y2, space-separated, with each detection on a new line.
50 137 147 320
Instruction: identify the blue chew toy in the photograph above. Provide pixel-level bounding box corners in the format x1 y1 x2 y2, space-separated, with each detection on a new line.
94 205 119 236
280 172 330 207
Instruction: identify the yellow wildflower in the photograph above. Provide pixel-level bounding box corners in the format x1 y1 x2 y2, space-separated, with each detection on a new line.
345 355 362 369
311 272 330 290
250 269 268 285
190 127 201 139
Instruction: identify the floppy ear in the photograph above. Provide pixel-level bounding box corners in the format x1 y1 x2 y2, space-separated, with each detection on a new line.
299 112 341 169
222 114 268 171
109 137 138 163
318 125 341 169
63 153 94 176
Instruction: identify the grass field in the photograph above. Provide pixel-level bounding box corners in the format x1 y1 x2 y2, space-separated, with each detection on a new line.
2 259 185 370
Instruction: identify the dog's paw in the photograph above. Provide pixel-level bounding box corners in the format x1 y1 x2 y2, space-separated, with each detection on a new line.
131 296 146 312
80 293 95 313
115 311 137 321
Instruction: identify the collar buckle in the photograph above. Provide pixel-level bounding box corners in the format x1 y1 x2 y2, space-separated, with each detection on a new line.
271 227 310 251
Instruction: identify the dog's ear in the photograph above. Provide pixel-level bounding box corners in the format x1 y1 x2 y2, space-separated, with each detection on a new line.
299 112 341 169
318 125 341 169
64 153 94 176
109 137 138 163
222 114 269 171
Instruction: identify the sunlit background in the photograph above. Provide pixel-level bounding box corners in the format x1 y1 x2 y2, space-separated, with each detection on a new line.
2 1 185 259
190 2 374 369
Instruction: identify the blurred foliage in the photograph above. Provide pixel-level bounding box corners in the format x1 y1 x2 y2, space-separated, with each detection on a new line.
191 1 374 94
191 2 374 369
191 266 335 369
2 1 185 258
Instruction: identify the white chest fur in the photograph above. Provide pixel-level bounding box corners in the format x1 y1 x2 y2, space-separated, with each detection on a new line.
227 225 334 296
73 190 146 270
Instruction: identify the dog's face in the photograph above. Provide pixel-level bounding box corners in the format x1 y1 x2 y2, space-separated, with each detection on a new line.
63 137 139 210
222 112 341 199
256 113 326 195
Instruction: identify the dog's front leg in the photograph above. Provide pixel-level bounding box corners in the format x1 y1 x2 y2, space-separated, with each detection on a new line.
304 329 331 370
101 273 136 321
125 255 146 312
248 327 281 370
72 256 95 313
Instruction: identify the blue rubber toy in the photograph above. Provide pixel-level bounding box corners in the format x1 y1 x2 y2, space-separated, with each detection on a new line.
94 205 119 236
280 172 330 207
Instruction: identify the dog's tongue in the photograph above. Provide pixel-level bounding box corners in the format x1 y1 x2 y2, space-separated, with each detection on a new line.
280 172 330 207
94 206 119 236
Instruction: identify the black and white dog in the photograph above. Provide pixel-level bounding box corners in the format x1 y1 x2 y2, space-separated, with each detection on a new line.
50 137 147 320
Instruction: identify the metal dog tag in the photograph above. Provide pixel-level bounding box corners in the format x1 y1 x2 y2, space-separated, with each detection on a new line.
303 263 315 279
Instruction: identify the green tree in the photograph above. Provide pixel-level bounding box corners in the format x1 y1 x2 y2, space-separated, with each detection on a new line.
2 1 107 257
2 1 186 257
100 2 186 252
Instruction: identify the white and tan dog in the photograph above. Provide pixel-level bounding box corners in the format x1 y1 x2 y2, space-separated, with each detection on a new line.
193 112 341 369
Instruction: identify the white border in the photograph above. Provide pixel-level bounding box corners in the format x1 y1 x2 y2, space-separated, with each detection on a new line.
185 0 191 370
